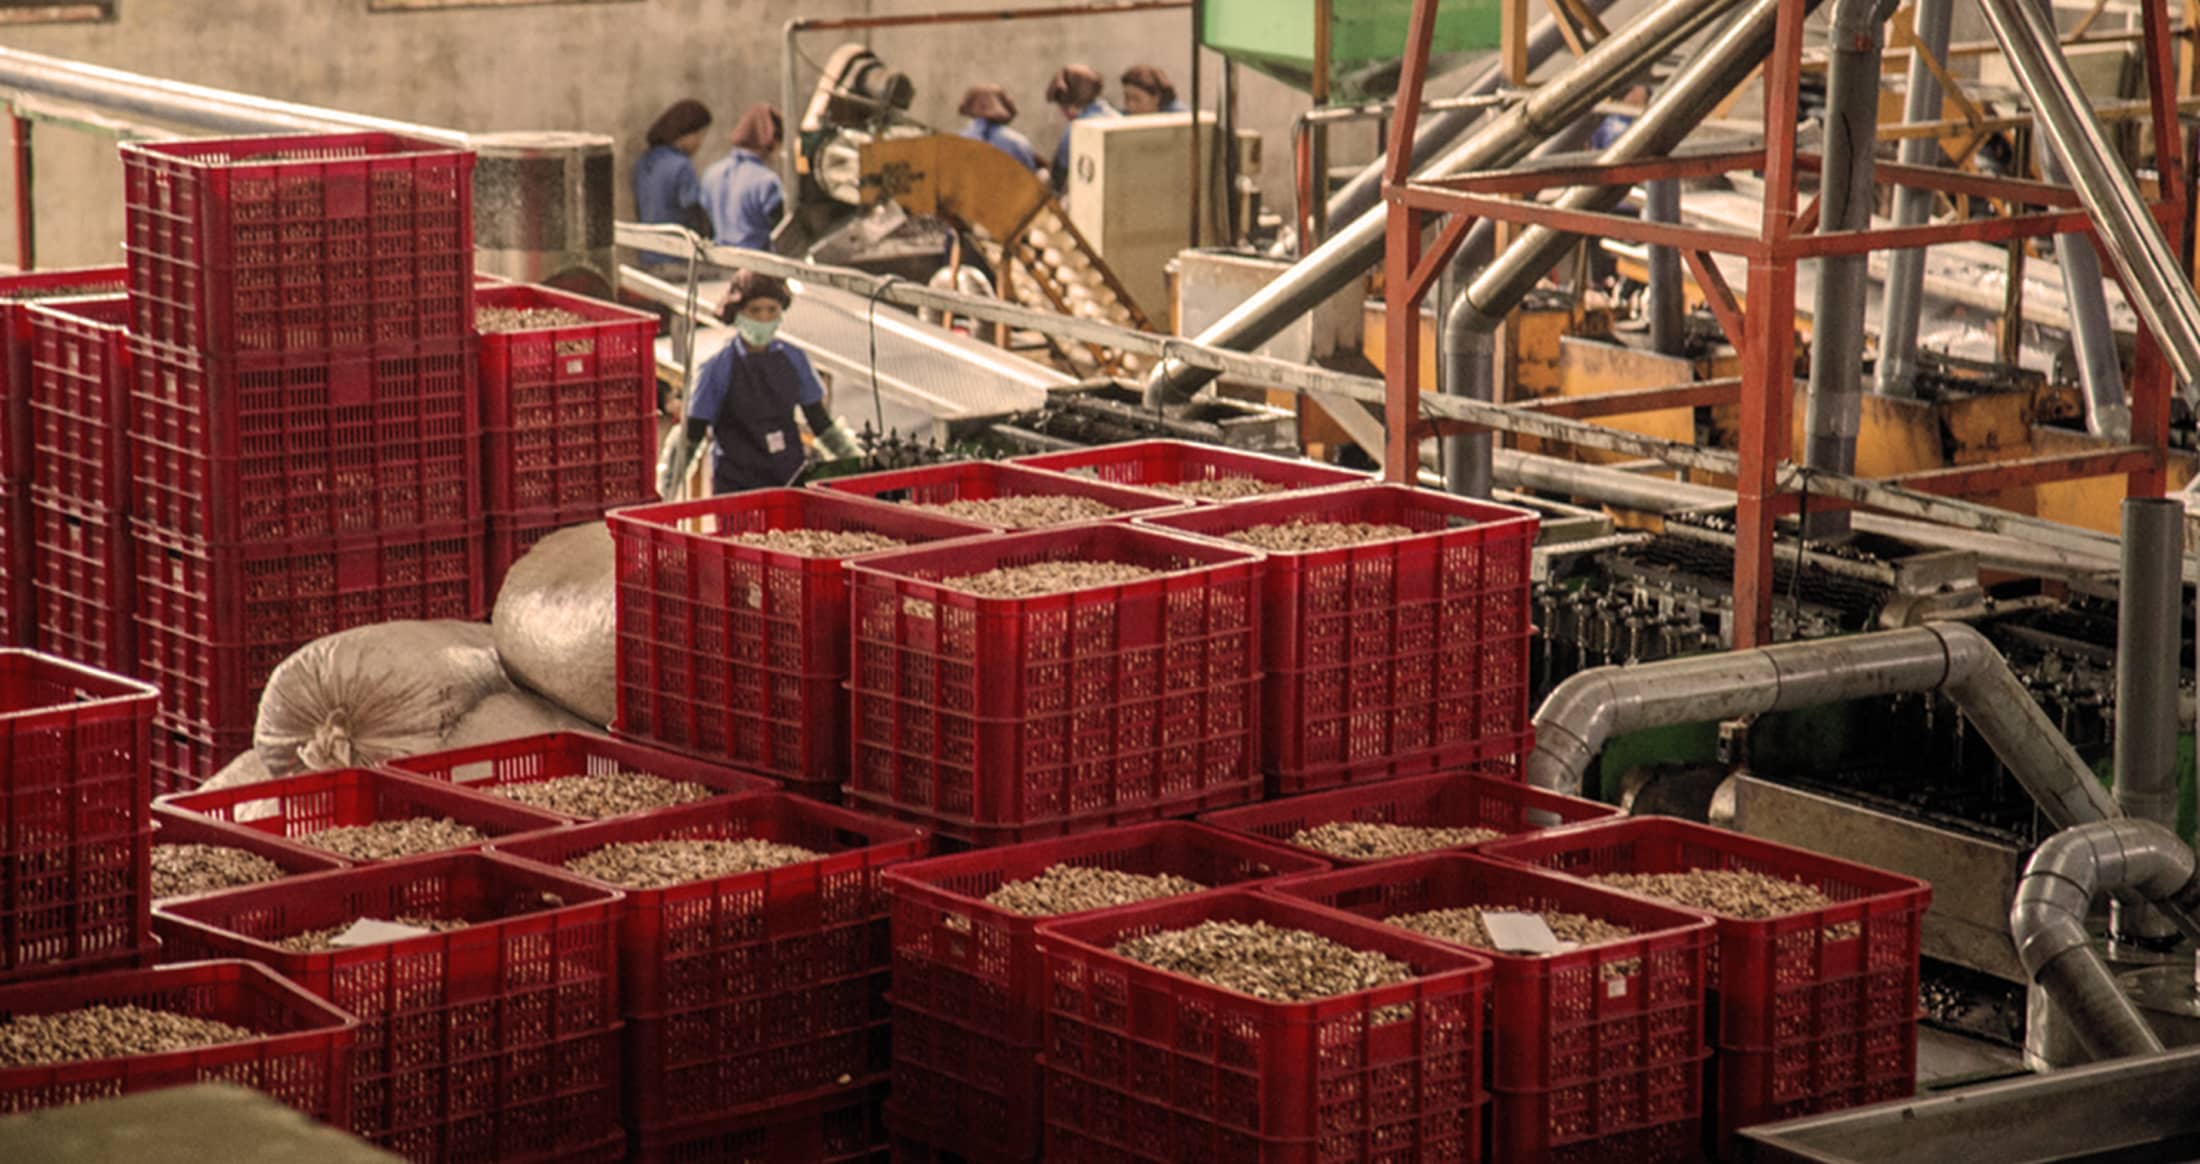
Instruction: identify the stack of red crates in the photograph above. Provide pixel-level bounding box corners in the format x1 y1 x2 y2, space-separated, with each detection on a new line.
120 131 482 791
0 267 127 650
472 282 660 604
24 294 136 675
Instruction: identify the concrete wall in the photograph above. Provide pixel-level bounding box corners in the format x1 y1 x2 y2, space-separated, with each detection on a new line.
0 0 1317 269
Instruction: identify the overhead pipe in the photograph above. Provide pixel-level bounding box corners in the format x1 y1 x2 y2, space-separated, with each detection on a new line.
1434 0 1794 495
1973 0 2200 400
1645 176 1686 356
1802 0 1903 540
1322 0 1622 230
1528 623 2121 833
2113 497 2188 943
1875 0 1954 399
1144 0 1744 404
2012 818 2200 1061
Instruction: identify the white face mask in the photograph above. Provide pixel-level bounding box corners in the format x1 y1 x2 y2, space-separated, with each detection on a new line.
736 315 781 348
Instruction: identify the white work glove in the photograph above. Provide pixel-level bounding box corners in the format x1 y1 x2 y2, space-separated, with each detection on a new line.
658 427 700 499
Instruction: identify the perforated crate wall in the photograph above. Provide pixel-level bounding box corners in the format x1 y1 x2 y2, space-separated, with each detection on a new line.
475 283 659 514
1014 439 1369 502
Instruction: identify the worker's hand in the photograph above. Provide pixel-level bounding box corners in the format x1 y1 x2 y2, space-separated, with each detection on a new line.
817 418 864 461
658 428 700 499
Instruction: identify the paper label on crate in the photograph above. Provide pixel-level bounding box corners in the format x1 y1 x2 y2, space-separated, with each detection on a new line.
1480 912 1564 955
328 919 439 948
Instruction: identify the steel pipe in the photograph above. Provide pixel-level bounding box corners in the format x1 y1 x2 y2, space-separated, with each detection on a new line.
2012 818 2200 1061
1145 0 1743 403
1875 0 1954 399
1645 176 1685 355
1804 0 1902 539
1972 0 2200 398
1528 623 2120 834
2113 498 2188 942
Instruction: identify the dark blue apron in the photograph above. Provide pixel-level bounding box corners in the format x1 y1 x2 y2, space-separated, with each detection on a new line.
711 344 807 494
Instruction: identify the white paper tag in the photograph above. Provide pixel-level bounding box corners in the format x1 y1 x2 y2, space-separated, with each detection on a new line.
328 918 438 948
1481 911 1564 955
766 430 788 454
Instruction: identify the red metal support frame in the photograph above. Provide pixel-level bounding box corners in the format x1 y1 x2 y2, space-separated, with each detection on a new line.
1379 0 2182 647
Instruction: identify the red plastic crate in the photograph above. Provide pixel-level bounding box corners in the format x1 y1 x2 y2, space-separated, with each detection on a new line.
29 493 133 675
0 485 27 647
1197 760 1619 865
128 335 479 545
1140 484 1539 793
148 711 253 797
156 766 567 860
1477 818 1930 1051
609 488 993 788
491 792 923 1132
485 504 615 612
0 959 356 1124
122 132 473 355
0 649 158 981
389 730 776 822
476 283 660 513
815 459 1183 524
151 853 622 1160
1266 854 1713 1162
0 266 127 485
1037 890 1488 1157
846 523 1262 837
1014 439 1370 501
883 822 1330 1161
1714 1024 1914 1156
133 519 483 735
631 1078 890 1164
26 294 131 511
151 804 351 898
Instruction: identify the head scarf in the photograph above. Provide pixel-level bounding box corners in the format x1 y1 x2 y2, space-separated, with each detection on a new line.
729 103 784 153
645 99 713 147
1044 65 1105 111
719 269 793 321
1119 65 1176 108
958 84 1019 125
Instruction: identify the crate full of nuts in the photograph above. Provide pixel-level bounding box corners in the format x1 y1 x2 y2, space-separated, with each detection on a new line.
151 805 349 902
0 650 159 982
1478 817 1929 1153
846 523 1263 845
490 791 925 1137
814 459 1184 529
388 731 776 823
1036 889 1490 1161
881 821 1330 1162
1199 757 1621 865
0 959 357 1125
1269 853 1715 1164
608 488 993 795
152 853 624 1161
475 283 660 515
155 766 567 864
1140 483 1539 794
1012 439 1370 503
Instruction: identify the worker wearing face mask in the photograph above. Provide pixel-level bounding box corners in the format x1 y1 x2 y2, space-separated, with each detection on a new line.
1044 64 1118 191
1118 65 1186 114
659 270 861 496
699 104 788 252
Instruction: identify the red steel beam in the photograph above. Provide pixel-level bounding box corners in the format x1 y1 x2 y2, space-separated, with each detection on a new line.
1885 447 2159 495
1398 186 1768 254
1685 250 1748 349
1421 148 1768 194
1781 209 2096 257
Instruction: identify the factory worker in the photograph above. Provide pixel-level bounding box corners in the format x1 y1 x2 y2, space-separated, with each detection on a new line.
661 270 862 496
1044 64 1118 190
1119 65 1187 114
699 104 787 252
633 99 713 267
958 84 1039 171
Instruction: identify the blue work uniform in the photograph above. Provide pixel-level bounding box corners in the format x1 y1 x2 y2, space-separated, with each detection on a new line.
699 148 785 252
686 335 825 494
1051 100 1120 179
1160 98 1188 113
632 144 705 266
962 118 1039 171
1590 113 1634 150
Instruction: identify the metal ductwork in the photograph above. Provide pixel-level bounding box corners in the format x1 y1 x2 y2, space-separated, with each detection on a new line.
1144 0 1745 405
1644 177 1686 356
1321 0 1621 231
1973 0 2200 401
1802 0 1901 540
2112 497 2187 942
1436 0 1795 497
1528 623 2120 833
1874 0 1953 399
2011 818 2200 1062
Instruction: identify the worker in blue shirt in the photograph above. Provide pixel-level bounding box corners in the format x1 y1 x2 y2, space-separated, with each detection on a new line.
699 104 787 252
1044 64 1118 191
660 271 860 495
632 99 713 263
1120 65 1187 114
958 84 1038 171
